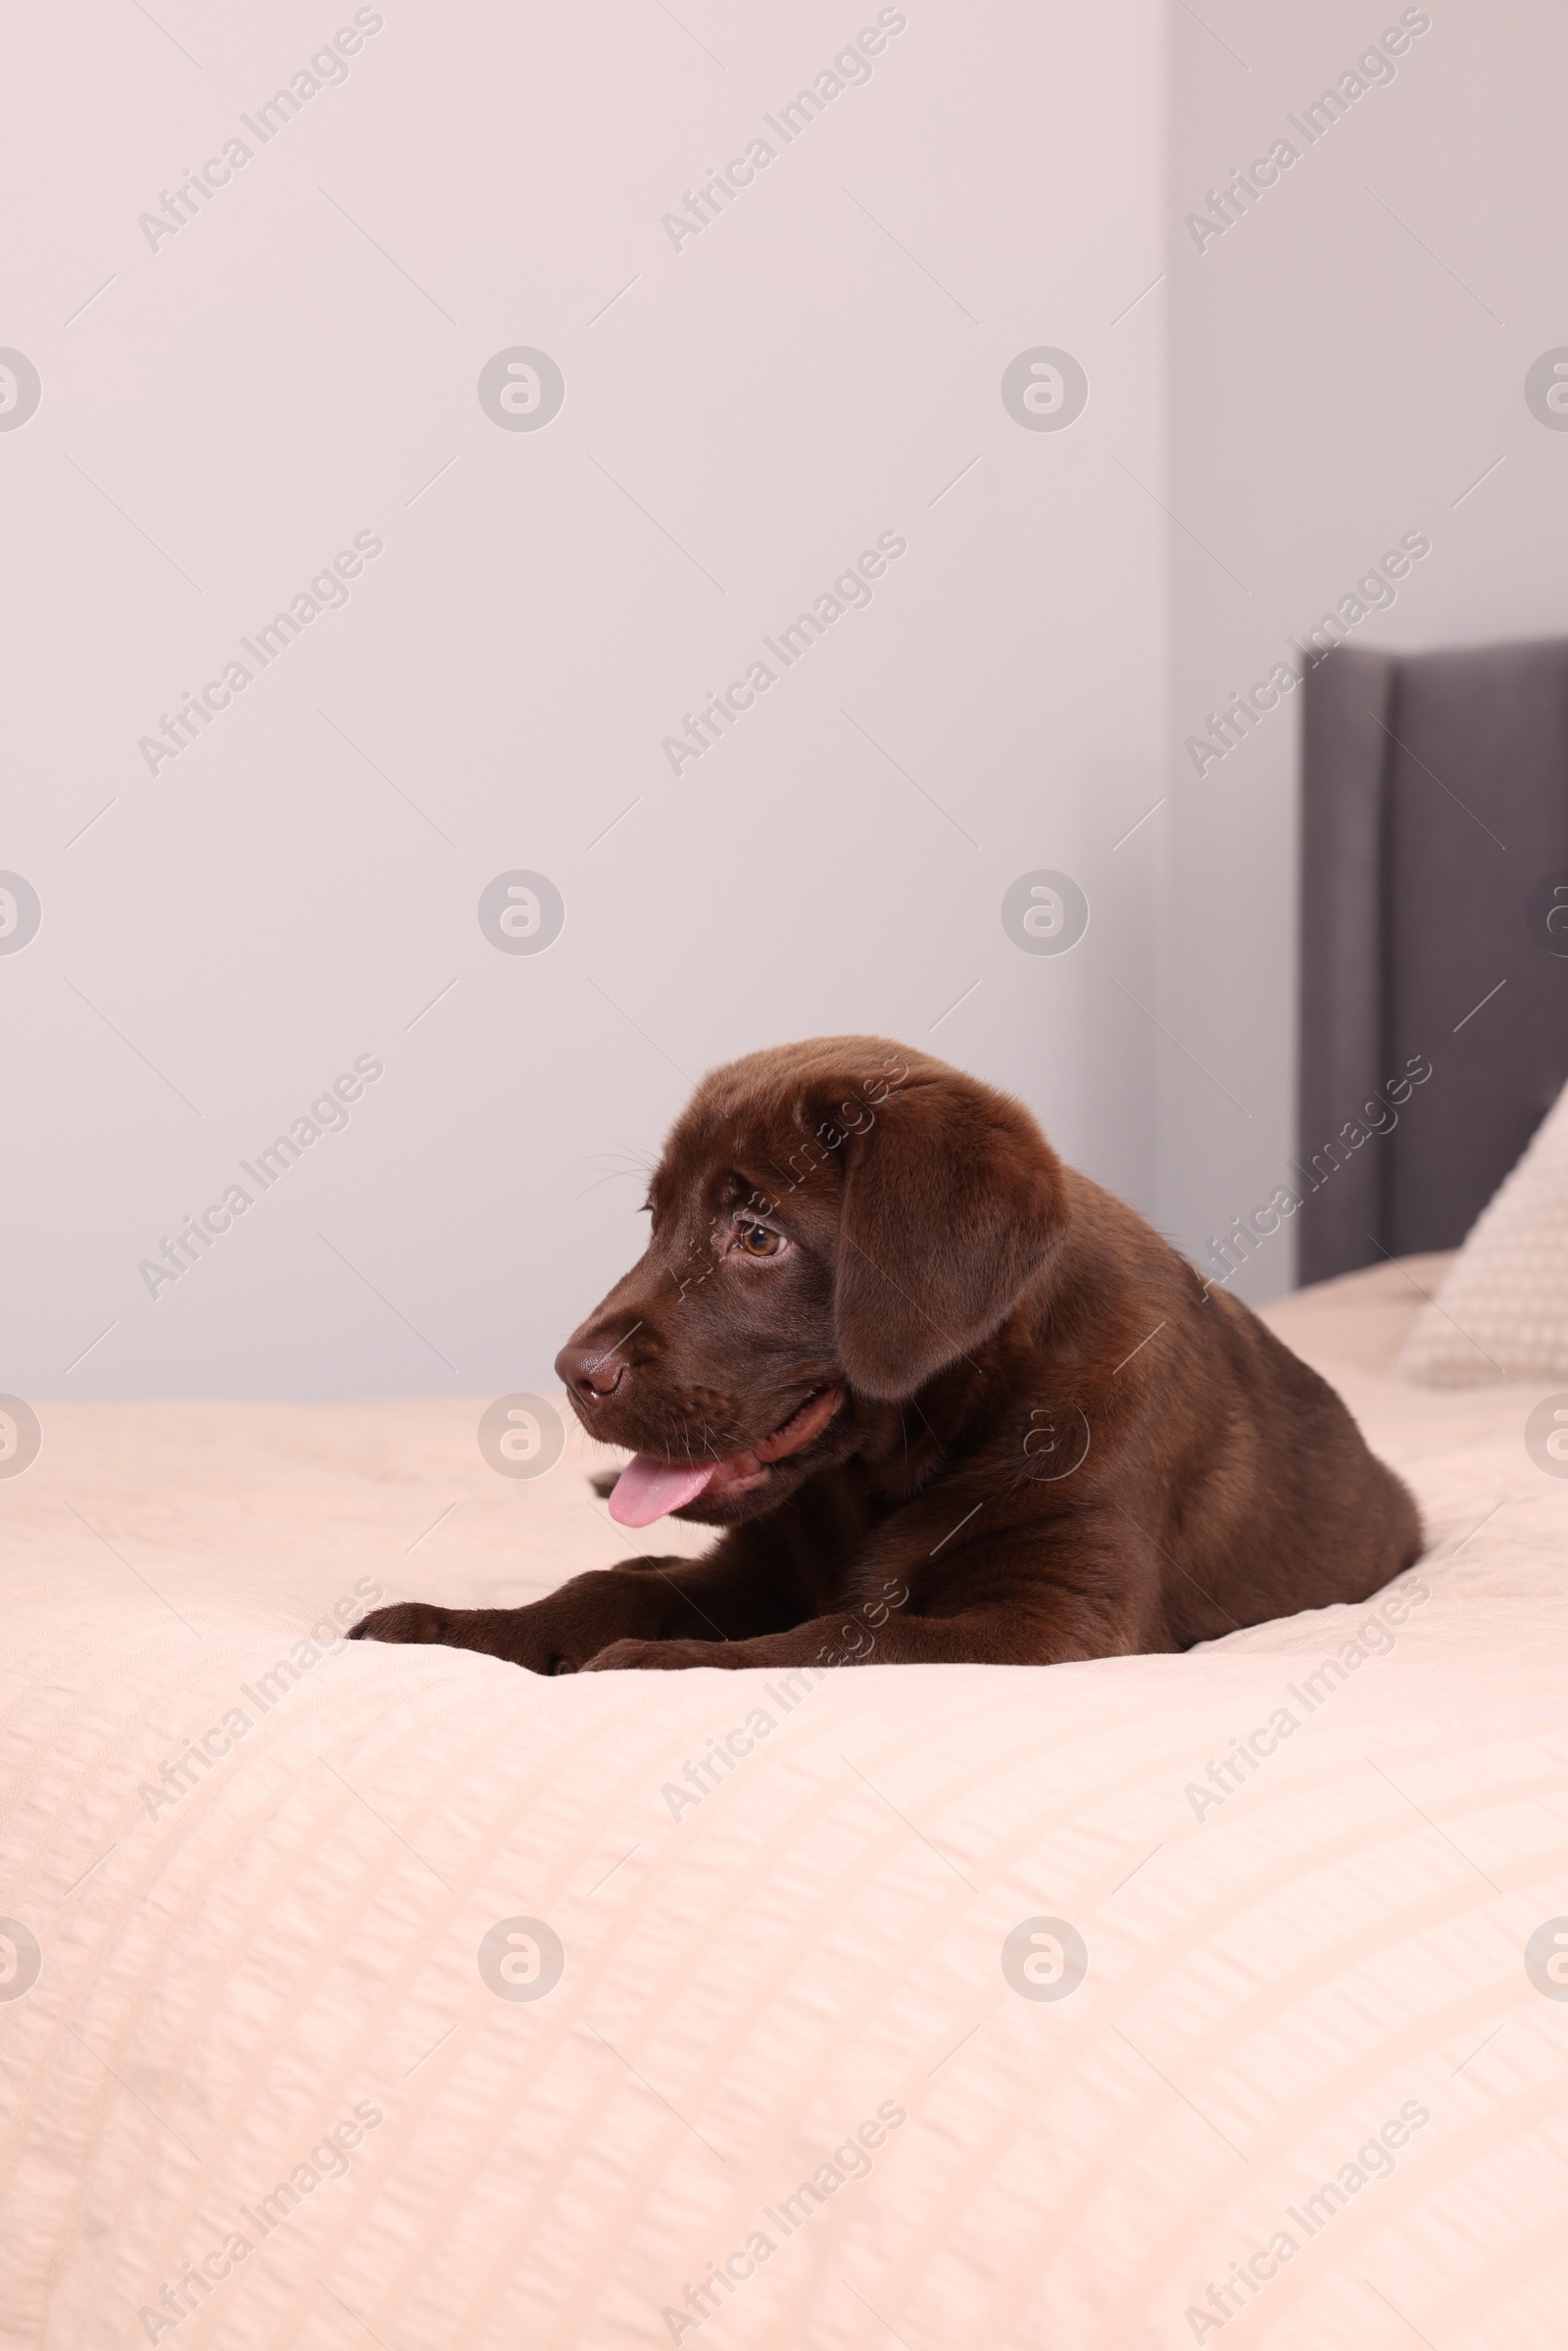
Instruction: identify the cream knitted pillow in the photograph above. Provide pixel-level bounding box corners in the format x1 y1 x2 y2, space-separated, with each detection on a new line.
1398 1080 1568 1385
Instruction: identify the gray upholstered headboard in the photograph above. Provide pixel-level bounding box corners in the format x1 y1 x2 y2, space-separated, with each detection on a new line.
1298 636 1568 1285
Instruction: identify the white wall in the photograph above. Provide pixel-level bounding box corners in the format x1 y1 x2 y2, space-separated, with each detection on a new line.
5 0 1167 1400
1163 0 1568 1299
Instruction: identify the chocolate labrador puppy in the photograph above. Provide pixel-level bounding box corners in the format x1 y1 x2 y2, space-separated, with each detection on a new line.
351 1036 1421 1672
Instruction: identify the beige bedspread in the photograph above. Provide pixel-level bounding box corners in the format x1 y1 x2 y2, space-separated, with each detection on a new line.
2 1256 1565 2348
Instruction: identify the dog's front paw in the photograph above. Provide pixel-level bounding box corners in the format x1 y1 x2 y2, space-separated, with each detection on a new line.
582 1638 717 1672
348 1601 456 1646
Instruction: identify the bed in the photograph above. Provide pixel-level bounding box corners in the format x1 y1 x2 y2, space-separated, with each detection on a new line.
6 636 1567 2348
3 1249 1566 2350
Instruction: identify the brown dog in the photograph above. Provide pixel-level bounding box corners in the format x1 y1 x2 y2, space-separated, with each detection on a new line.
350 1037 1422 1672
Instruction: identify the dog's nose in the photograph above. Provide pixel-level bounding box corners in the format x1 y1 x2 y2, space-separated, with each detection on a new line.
556 1343 626 1400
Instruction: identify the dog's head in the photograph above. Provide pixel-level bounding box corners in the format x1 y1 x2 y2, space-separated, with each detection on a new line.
555 1037 1068 1528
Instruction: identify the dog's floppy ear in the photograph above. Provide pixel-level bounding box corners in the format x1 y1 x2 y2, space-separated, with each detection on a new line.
830 1065 1067 1399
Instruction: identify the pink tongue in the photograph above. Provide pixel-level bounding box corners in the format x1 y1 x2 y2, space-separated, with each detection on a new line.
607 1455 717 1528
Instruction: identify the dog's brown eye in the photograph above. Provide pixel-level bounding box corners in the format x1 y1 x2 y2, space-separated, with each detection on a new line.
737 1223 782 1257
